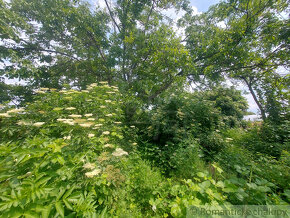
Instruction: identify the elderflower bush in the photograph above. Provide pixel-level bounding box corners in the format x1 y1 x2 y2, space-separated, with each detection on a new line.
0 82 134 217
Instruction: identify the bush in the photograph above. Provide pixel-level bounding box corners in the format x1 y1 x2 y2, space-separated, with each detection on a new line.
169 137 205 179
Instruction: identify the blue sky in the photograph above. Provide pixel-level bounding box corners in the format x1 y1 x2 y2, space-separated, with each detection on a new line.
190 0 220 12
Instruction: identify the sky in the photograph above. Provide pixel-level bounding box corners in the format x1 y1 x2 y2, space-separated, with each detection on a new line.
190 0 220 12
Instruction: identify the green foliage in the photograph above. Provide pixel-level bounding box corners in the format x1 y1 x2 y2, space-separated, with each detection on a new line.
216 130 290 198
136 92 222 172
203 86 248 127
169 137 205 179
1 0 289 215
0 83 133 217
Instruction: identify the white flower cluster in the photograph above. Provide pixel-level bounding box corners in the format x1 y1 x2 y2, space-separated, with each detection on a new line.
83 162 101 178
112 148 128 157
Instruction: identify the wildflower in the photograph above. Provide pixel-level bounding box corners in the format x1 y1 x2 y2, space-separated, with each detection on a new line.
79 123 93 128
105 114 113 117
87 118 95 121
7 108 25 113
112 148 128 157
84 113 93 117
99 81 108 84
114 122 122 124
106 91 115 94
81 90 89 93
130 126 135 128
132 143 137 146
90 83 98 87
53 107 63 111
35 90 45 94
226 138 233 142
69 114 82 118
17 121 31 126
105 100 112 103
63 136 71 140
104 144 113 148
102 131 110 135
85 169 101 178
88 133 95 138
83 163 96 170
33 122 45 127
50 88 57 91
100 106 106 108
65 107 76 110
94 123 103 127
57 118 71 122
65 121 75 126
0 113 11 117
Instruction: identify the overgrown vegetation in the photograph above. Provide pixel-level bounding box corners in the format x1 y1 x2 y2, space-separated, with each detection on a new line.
0 0 289 217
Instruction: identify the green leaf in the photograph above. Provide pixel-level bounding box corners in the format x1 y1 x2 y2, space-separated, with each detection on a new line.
55 201 64 217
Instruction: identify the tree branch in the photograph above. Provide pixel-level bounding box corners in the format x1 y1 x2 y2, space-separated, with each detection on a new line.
104 0 121 33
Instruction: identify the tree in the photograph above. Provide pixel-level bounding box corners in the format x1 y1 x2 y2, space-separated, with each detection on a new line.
0 0 190 106
181 0 289 121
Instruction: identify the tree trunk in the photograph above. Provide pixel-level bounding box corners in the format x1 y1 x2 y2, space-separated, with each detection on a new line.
243 77 267 121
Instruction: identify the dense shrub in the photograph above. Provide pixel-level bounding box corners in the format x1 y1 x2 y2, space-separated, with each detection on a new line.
0 83 288 217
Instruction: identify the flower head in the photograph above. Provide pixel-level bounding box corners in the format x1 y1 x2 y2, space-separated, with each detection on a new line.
0 113 11 117
84 113 93 117
7 108 25 114
33 122 45 127
102 131 110 135
79 123 93 128
85 169 101 178
17 121 31 126
88 133 95 138
104 144 114 148
63 136 71 140
112 148 128 157
83 162 96 170
65 107 76 110
69 114 82 118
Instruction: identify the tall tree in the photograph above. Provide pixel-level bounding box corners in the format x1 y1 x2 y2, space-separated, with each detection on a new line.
0 0 190 105
181 0 289 121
